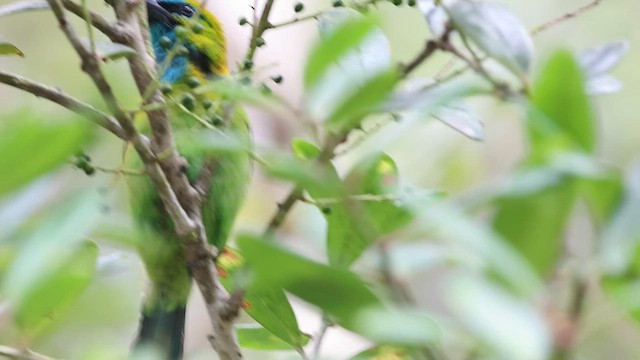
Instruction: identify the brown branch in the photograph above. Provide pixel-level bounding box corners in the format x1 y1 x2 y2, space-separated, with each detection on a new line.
0 69 126 139
531 0 603 35
107 1 243 358
60 0 128 42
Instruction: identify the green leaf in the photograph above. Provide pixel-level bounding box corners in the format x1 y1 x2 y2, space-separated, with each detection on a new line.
448 0 533 76
263 152 342 197
492 179 576 276
0 41 24 56
217 249 307 349
0 0 48 18
81 39 136 61
325 69 399 134
304 17 377 89
529 50 596 162
195 77 289 112
291 138 321 160
350 346 411 360
0 116 91 197
236 324 310 350
446 276 552 360
324 154 413 267
237 234 381 325
2 192 101 305
13 241 98 337
353 308 440 346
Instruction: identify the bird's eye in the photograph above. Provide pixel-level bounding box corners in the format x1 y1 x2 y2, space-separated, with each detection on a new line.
179 4 195 18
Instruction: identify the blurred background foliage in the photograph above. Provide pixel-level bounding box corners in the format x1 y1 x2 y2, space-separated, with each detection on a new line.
1 0 640 359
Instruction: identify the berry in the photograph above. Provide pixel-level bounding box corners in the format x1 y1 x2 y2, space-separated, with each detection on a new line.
191 23 204 34
160 83 173 95
271 75 283 84
186 76 201 88
202 99 214 110
181 93 196 111
294 2 304 12
239 17 249 26
159 36 172 49
175 25 188 39
332 0 344 7
255 37 266 47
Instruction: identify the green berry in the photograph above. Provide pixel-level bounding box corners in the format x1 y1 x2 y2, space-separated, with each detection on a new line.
243 59 254 70
256 37 266 47
202 99 214 110
160 83 173 95
186 76 201 88
181 93 196 111
175 25 188 39
239 17 249 26
392 0 402 5
191 23 204 34
294 2 304 12
332 0 344 7
212 114 224 127
407 0 416 6
84 165 96 176
177 45 189 56
271 75 283 84
159 36 172 49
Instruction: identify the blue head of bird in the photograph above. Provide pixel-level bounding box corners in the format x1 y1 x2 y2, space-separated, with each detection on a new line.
146 0 228 83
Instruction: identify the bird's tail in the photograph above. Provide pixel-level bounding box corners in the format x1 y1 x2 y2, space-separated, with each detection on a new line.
134 302 187 360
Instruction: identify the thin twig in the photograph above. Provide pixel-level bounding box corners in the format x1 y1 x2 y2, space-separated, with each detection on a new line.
0 69 126 139
531 0 603 35
0 346 56 360
60 0 127 42
268 11 322 29
311 316 332 360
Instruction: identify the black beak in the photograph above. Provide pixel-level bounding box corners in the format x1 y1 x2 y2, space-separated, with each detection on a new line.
146 0 179 25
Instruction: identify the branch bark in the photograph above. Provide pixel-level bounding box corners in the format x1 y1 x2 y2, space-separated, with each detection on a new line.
41 0 243 358
0 69 126 139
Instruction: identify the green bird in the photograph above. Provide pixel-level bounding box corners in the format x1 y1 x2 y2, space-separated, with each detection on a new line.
127 1 251 358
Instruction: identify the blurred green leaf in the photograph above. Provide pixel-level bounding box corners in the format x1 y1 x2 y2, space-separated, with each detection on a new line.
0 41 24 56
600 168 640 275
14 241 98 337
415 201 541 296
217 249 306 349
79 39 135 61
492 180 575 276
263 152 342 197
0 0 48 18
291 138 321 160
195 77 288 112
350 346 411 360
2 192 101 304
446 276 551 360
353 307 440 346
324 154 413 267
448 0 533 76
238 234 381 325
236 324 310 350
578 173 624 226
325 69 399 134
529 50 595 162
0 117 90 197
304 17 376 90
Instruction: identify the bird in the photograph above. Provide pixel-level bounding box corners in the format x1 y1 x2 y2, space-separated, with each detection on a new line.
126 0 252 358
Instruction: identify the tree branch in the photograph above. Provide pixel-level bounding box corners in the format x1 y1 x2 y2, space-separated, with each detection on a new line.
0 346 56 360
531 0 603 35
60 0 128 42
0 69 126 139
